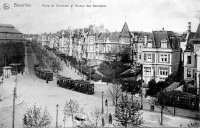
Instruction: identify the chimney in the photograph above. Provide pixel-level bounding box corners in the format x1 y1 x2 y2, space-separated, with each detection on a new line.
144 35 148 45
188 22 191 33
162 28 164 31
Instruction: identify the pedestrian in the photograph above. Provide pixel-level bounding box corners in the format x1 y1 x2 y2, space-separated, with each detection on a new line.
109 113 112 124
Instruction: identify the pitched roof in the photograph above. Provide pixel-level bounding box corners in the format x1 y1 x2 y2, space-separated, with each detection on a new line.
120 22 131 38
99 32 109 40
194 23 200 39
109 32 120 42
87 26 95 36
0 24 22 34
152 30 179 49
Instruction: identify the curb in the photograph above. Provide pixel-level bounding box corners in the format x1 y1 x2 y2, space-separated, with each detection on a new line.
0 97 24 109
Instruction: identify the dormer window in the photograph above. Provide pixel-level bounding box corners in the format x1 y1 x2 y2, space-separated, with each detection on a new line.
161 39 167 48
147 42 152 48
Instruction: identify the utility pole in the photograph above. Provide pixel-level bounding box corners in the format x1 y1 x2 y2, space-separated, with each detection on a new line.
140 64 143 109
12 86 16 128
90 64 91 82
12 70 18 128
102 91 104 127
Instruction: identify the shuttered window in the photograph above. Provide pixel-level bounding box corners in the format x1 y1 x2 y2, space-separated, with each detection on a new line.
168 54 170 64
152 53 155 63
144 53 146 61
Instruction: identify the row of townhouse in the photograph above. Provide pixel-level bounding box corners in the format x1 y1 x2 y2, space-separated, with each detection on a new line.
39 22 200 84
37 23 134 65
182 21 200 90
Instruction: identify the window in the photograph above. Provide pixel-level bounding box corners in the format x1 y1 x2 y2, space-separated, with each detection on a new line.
139 54 142 60
144 67 151 75
159 54 168 63
187 69 191 77
148 42 152 48
159 67 168 76
147 54 151 61
89 38 94 43
161 41 167 48
187 56 191 64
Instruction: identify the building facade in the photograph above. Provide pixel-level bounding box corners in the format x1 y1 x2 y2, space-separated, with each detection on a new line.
0 24 24 43
141 29 181 82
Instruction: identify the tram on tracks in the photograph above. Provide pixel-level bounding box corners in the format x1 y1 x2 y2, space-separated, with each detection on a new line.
57 76 94 95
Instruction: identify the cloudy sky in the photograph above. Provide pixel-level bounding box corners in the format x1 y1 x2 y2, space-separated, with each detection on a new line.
0 0 200 34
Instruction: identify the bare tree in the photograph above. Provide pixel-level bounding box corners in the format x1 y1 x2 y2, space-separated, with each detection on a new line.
108 83 122 107
23 104 52 128
87 107 102 127
63 99 83 127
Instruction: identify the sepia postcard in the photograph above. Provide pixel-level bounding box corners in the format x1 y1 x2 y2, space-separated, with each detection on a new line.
0 0 200 128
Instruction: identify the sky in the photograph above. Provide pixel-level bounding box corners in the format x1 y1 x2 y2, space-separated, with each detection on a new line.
0 0 200 34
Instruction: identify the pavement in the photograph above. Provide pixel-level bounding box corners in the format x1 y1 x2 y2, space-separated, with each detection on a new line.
0 75 24 109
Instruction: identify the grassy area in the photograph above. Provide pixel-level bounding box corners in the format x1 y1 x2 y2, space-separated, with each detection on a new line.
98 61 131 83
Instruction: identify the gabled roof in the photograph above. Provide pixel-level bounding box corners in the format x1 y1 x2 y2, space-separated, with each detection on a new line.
152 30 179 49
194 23 200 39
0 24 22 34
87 26 95 36
120 22 131 38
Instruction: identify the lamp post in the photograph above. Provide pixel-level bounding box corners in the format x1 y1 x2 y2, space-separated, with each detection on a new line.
56 104 59 128
102 91 104 127
90 64 91 82
63 116 66 128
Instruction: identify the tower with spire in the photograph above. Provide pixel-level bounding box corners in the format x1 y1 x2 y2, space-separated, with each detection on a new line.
119 22 132 44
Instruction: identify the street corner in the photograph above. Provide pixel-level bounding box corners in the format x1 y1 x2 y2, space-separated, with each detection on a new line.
0 97 24 109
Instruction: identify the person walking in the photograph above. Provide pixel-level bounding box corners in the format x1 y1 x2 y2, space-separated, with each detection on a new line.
109 113 112 124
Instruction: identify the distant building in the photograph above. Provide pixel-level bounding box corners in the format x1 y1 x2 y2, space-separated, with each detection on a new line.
141 29 181 82
0 24 24 43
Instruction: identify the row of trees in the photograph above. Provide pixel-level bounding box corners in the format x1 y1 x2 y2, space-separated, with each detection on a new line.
23 97 143 128
30 41 63 73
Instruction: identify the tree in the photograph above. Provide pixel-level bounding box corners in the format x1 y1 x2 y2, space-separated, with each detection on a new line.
108 83 122 106
23 104 52 128
147 79 157 96
50 58 63 72
63 99 83 127
115 94 143 128
87 107 102 127
104 48 119 64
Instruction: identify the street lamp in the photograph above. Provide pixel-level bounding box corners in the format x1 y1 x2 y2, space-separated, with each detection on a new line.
56 104 59 128
63 116 66 128
102 91 104 127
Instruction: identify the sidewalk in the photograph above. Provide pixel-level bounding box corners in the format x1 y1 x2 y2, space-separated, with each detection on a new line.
132 95 200 120
0 75 24 109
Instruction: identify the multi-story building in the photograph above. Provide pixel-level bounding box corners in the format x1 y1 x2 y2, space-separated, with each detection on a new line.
95 31 120 63
141 29 181 82
183 22 200 90
58 30 67 53
0 24 24 43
